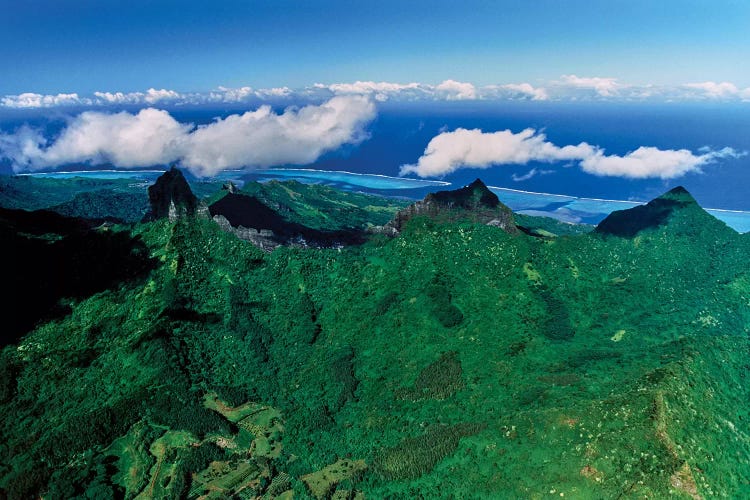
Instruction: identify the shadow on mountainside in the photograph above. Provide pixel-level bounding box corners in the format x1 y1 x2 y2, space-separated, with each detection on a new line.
0 207 156 346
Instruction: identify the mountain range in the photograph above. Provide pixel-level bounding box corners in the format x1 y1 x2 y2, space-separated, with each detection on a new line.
0 169 748 498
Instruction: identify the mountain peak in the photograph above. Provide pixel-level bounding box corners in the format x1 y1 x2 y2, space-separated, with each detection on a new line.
387 179 516 233
143 167 204 221
595 186 720 238
657 185 697 204
425 178 500 210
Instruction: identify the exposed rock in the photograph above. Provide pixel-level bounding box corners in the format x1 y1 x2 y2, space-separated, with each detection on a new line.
143 166 208 221
212 214 281 252
210 192 365 250
384 179 518 234
223 181 239 194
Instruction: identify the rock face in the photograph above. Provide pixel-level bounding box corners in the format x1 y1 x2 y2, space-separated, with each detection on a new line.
386 179 517 234
209 191 365 251
143 167 208 221
595 186 732 238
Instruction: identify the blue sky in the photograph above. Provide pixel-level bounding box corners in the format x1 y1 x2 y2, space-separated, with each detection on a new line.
2 0 749 94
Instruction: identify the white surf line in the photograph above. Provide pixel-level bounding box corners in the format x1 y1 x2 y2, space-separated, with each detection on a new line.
257 168 452 186
489 184 645 205
705 207 750 214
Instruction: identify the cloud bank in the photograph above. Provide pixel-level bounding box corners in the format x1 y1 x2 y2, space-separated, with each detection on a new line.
0 96 376 176
400 128 742 179
4 77 750 108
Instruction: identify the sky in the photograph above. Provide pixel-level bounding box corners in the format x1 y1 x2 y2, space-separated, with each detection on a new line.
0 0 748 202
1 0 749 94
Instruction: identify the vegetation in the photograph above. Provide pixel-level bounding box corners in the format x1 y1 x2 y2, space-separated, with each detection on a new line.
0 175 749 498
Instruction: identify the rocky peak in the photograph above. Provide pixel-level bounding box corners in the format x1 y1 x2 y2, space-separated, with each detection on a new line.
386 178 517 234
223 181 239 194
424 178 500 210
143 166 207 221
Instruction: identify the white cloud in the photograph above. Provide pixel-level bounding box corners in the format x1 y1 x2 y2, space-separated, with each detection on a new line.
1 92 85 108
181 95 376 176
93 91 142 104
92 88 183 105
209 86 293 102
6 78 750 109
209 86 255 102
682 81 750 100
580 146 742 178
144 88 182 103
401 127 741 179
511 167 554 181
315 81 426 102
0 96 377 176
557 75 621 97
1 108 190 171
494 83 549 101
255 86 292 98
435 80 477 100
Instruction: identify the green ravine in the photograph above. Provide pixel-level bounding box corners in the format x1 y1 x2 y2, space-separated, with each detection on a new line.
0 174 748 499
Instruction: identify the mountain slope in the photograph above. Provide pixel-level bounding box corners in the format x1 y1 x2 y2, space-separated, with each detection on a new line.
0 183 749 498
596 186 734 238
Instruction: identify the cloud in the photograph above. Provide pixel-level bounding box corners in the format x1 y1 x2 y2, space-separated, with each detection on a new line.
494 83 549 101
556 75 621 97
400 127 741 179
6 78 750 109
1 92 86 108
144 88 181 103
209 86 293 102
580 146 742 178
682 81 750 100
511 167 554 181
315 81 427 102
181 95 376 176
435 80 477 100
93 88 183 105
1 108 191 171
0 96 376 176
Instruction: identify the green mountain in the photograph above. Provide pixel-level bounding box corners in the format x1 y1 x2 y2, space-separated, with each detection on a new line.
0 173 748 499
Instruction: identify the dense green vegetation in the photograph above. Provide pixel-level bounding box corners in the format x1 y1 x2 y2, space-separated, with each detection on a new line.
1 176 748 498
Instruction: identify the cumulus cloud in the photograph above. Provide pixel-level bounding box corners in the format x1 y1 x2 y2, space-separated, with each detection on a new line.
1 92 86 108
0 108 191 171
435 80 477 100
557 75 621 97
92 88 183 105
181 95 376 176
580 146 742 178
7 78 750 109
0 96 376 176
682 81 750 100
209 86 293 102
400 128 741 179
316 81 424 102
494 83 549 101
